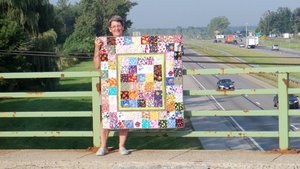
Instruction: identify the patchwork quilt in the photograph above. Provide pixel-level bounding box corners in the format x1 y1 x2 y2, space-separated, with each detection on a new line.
97 35 184 129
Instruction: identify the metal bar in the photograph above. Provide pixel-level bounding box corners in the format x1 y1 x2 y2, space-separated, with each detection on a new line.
0 71 100 79
183 89 276 96
278 73 289 150
128 131 278 138
289 131 300 137
183 66 300 75
0 111 92 118
0 91 92 98
185 110 278 117
92 77 101 147
288 110 300 116
0 131 93 137
288 88 300 94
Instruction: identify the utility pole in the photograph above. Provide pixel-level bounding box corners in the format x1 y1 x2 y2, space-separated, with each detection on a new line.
245 23 248 38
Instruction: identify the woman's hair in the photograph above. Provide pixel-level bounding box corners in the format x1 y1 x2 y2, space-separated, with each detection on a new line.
107 15 124 28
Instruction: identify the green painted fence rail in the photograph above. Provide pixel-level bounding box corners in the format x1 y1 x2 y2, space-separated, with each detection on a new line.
0 71 101 146
1 66 300 150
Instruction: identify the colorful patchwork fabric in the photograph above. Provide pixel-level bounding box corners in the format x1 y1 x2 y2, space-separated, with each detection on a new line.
99 35 184 129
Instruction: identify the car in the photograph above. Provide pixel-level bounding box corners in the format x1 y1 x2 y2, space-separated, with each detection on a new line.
217 79 235 90
271 44 279 51
239 44 245 48
273 94 299 109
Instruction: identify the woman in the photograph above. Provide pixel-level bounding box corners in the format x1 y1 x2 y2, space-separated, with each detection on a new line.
94 15 129 156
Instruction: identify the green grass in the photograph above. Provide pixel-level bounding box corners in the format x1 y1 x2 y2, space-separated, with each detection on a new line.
0 60 202 150
262 38 300 51
58 61 95 91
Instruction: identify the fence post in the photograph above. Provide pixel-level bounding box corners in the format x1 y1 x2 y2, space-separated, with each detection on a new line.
278 73 289 150
92 77 101 147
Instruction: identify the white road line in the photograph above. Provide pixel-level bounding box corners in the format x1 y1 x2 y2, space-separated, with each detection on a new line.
255 102 261 105
290 124 299 130
183 65 265 151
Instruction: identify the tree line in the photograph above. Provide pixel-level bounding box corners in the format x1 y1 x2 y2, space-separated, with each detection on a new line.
205 7 300 37
256 7 300 35
130 6 298 39
0 0 136 91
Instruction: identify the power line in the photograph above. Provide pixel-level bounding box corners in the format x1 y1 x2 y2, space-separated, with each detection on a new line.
0 50 93 59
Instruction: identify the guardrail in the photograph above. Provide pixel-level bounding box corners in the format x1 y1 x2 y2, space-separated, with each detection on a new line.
1 66 300 150
0 72 101 146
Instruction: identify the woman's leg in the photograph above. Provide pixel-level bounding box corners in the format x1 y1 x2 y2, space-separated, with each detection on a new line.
119 129 128 148
100 121 109 148
118 129 129 155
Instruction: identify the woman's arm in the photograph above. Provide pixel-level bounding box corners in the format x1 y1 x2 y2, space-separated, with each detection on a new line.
93 37 103 69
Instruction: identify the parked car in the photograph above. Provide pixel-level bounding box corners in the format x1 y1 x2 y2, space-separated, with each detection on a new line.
271 44 279 51
217 79 235 90
273 94 299 109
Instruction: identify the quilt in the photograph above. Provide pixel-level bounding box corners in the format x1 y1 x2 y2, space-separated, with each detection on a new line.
98 35 184 129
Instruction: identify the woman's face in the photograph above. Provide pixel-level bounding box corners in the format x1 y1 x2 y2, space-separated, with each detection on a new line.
109 21 124 37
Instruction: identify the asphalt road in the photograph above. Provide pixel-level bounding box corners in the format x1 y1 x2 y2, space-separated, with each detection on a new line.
255 45 300 57
183 48 300 151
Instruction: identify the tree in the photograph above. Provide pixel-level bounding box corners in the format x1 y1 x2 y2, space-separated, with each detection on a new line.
207 16 230 36
63 0 137 53
62 0 102 52
276 7 293 33
0 18 27 50
292 7 300 34
54 0 79 44
0 0 60 91
96 0 137 35
257 7 293 35
257 10 277 35
0 0 61 36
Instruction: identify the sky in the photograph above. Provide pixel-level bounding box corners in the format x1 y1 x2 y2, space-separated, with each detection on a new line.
50 0 300 28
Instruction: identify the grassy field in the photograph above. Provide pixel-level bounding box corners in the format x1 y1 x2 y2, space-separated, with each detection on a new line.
0 60 202 150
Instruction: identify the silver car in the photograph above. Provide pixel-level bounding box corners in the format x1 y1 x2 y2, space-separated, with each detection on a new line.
271 44 279 51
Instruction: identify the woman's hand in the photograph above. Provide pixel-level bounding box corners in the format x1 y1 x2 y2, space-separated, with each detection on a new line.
94 37 103 49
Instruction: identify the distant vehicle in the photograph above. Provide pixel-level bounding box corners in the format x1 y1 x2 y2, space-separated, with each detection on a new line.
271 44 279 51
217 79 235 90
215 35 225 43
225 35 237 44
273 94 299 109
246 36 256 49
239 44 245 48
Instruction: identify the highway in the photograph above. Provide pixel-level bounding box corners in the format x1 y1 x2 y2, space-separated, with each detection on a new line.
183 48 300 151
256 45 300 58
